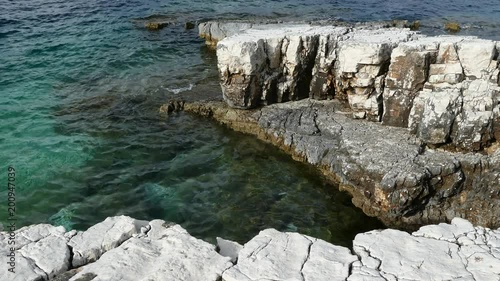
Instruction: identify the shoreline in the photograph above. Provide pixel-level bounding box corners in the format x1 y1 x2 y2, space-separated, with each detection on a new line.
170 21 500 230
182 99 499 230
1 215 499 280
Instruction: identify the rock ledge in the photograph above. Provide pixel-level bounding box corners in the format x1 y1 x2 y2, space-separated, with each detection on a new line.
1 216 499 280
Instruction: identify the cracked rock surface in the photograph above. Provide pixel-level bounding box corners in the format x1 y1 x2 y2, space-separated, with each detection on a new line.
184 99 500 228
351 218 500 281
0 216 233 281
1 216 499 281
208 22 500 152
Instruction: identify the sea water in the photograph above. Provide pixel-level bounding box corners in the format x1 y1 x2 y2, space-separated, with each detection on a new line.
1 0 499 246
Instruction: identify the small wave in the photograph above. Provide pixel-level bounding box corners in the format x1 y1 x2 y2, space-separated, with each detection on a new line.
166 83 194 94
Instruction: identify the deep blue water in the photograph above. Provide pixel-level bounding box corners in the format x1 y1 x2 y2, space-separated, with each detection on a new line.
1 0 499 245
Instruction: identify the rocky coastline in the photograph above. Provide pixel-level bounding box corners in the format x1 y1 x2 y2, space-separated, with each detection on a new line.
3 20 500 281
186 21 500 230
2 215 499 281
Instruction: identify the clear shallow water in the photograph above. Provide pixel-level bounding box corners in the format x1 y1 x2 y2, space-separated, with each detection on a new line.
1 0 499 245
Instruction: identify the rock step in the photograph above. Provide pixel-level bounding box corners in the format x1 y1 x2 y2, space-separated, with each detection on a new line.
1 216 499 280
204 22 500 151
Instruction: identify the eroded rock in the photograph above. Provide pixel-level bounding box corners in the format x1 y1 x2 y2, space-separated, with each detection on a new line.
2 216 500 281
333 28 415 121
209 22 500 152
68 215 148 267
184 99 500 228
199 21 255 46
70 220 233 281
216 24 348 108
351 217 500 281
0 224 69 281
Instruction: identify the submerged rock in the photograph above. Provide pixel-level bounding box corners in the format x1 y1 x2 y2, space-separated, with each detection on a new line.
216 24 350 109
1 216 499 281
184 99 500 229
445 22 461 33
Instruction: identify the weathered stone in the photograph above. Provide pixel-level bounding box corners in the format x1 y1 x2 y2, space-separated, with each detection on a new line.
382 38 438 126
71 220 233 281
353 229 467 280
216 237 242 263
0 224 69 281
222 228 357 281
428 63 464 84
184 99 500 228
68 215 148 267
199 21 255 46
3 216 500 281
456 39 497 79
19 236 71 279
334 28 415 121
309 33 341 100
451 80 499 150
409 88 462 144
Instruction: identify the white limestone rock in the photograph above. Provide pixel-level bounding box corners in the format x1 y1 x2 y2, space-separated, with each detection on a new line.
70 220 233 281
350 229 472 281
68 215 148 267
222 228 357 281
451 80 499 150
456 39 497 79
19 235 71 279
409 88 462 144
350 221 500 281
413 217 476 242
334 28 416 121
217 24 348 108
428 63 464 84
199 21 255 46
382 36 471 127
0 224 69 281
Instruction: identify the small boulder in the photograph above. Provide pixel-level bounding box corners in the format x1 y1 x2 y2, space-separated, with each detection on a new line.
445 22 461 33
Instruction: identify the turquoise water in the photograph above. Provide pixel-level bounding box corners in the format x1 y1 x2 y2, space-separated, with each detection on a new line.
1 0 499 245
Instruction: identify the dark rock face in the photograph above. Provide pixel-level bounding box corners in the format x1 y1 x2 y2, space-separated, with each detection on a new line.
184 99 500 229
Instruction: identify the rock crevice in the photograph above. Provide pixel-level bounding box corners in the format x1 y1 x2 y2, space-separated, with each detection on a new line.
2 216 499 281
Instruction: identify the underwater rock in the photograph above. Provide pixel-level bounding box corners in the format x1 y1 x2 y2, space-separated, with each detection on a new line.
184 99 500 229
185 21 195 30
159 99 185 114
445 22 461 33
